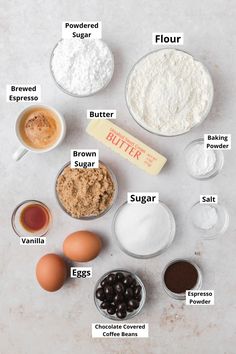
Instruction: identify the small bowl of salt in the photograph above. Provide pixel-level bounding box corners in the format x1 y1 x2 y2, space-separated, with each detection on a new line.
184 138 224 180
189 202 229 239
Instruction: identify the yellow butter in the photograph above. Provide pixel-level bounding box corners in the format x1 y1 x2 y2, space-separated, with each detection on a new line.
86 120 167 175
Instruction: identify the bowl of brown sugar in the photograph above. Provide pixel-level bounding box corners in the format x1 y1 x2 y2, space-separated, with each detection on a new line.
55 161 118 219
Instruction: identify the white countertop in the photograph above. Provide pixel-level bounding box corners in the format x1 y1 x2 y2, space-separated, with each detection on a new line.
1 1 236 353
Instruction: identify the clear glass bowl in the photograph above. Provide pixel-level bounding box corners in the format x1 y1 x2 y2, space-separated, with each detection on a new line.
94 269 146 321
55 161 118 220
11 200 52 237
189 201 229 239
50 39 114 97
162 258 202 300
125 48 214 137
113 201 176 258
184 138 224 180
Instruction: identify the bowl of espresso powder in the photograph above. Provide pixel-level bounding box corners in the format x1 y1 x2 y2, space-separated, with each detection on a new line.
162 259 202 300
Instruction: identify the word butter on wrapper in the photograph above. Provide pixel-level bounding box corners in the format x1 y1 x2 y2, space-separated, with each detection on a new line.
86 120 167 175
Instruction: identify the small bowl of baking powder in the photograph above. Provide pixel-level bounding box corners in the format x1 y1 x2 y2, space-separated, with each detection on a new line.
184 138 224 180
50 38 114 97
125 48 214 137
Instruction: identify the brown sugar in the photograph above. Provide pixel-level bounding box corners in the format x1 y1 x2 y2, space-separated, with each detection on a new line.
56 163 115 218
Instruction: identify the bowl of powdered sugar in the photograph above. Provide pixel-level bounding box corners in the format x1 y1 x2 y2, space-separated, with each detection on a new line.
50 38 114 97
126 49 214 136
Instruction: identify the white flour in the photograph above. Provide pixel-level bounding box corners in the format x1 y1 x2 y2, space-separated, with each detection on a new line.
51 39 114 96
185 142 216 176
126 49 213 135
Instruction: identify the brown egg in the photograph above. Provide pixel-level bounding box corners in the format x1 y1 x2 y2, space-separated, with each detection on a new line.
63 231 102 262
36 253 67 292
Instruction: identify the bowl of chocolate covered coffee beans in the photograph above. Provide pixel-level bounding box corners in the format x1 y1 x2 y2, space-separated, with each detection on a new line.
94 269 146 320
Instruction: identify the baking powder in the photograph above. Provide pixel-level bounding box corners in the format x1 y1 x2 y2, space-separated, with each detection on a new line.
51 39 114 96
126 49 213 135
185 142 216 176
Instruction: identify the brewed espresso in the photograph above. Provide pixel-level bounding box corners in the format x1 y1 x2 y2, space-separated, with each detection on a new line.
19 107 61 149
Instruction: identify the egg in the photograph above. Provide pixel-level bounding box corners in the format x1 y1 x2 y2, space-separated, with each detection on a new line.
36 253 67 292
63 230 102 262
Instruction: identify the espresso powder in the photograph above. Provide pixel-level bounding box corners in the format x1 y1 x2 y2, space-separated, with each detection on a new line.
164 260 198 294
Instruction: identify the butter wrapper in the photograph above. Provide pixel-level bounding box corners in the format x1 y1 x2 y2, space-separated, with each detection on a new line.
86 120 167 175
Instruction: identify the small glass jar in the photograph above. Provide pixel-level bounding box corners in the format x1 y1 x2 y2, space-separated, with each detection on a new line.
189 201 229 239
184 138 224 180
55 161 118 220
94 269 146 321
162 258 202 300
11 200 52 237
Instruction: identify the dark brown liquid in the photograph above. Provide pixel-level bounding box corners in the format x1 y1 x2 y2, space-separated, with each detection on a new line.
19 107 61 149
164 260 198 294
20 204 49 232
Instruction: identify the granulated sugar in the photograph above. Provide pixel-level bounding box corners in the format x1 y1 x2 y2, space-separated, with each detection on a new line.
114 202 175 257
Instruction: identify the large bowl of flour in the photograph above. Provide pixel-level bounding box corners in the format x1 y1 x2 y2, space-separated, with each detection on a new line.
126 49 214 136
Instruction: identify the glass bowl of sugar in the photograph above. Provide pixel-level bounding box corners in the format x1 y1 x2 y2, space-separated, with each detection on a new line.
113 201 176 258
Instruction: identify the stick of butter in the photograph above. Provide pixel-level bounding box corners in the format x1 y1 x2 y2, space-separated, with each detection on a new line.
86 120 167 175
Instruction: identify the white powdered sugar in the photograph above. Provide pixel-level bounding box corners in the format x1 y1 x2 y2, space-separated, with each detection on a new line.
51 39 114 96
126 49 213 135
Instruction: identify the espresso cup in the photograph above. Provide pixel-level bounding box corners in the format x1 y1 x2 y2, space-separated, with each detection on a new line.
13 104 66 161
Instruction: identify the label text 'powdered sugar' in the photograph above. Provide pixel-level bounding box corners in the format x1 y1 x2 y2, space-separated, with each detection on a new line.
62 21 102 39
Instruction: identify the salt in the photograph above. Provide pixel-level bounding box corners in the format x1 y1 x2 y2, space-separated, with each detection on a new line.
192 204 218 230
